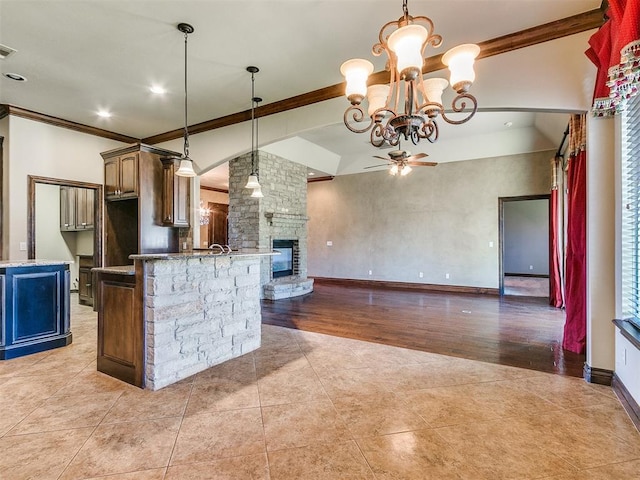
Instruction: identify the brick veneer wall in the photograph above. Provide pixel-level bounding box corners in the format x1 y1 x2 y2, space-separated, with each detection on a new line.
143 255 262 390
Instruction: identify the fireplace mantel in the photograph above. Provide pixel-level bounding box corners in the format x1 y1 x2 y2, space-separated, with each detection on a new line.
264 212 309 225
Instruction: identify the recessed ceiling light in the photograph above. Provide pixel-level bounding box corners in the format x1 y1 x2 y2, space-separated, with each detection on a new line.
149 85 166 94
504 121 513 127
4 72 27 82
97 110 112 118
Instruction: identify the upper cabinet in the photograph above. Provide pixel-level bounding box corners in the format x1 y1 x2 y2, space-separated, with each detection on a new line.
161 158 190 227
104 153 138 201
60 186 94 231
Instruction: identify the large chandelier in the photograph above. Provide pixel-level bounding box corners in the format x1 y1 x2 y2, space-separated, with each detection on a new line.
340 0 480 148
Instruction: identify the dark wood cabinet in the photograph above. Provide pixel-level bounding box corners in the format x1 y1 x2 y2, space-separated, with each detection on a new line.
60 186 94 231
101 144 183 267
78 255 94 306
105 153 138 201
96 269 143 387
161 158 190 227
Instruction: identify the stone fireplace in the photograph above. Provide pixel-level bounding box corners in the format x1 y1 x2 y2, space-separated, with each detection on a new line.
227 150 313 300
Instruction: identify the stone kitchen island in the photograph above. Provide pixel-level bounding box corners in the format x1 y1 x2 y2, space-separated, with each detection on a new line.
94 250 273 390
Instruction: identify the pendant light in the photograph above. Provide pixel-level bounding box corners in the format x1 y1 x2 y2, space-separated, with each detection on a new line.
175 23 197 177
245 66 263 197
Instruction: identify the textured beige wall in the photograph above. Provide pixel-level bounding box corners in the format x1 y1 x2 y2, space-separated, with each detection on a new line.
307 150 553 288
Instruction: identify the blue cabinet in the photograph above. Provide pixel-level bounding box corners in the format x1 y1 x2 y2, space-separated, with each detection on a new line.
0 262 72 359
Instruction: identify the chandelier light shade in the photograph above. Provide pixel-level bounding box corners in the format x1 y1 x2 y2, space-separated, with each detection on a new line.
340 0 480 148
175 22 197 178
244 66 264 197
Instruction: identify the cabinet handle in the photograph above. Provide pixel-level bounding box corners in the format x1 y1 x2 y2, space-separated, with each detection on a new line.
86 284 92 287
82 222 87 226
64 223 69 227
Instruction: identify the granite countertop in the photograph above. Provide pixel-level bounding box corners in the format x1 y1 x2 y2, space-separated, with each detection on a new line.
0 259 72 268
129 249 278 261
92 265 135 275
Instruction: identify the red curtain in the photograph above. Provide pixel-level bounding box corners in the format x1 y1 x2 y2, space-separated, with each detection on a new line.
549 183 564 308
563 116 587 354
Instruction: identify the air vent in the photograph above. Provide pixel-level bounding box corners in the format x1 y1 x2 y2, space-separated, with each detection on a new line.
0 44 17 59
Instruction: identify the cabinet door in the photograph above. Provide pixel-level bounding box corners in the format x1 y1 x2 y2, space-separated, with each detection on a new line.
59 186 76 231
104 158 120 199
161 160 190 227
119 154 138 198
76 188 94 229
78 268 93 305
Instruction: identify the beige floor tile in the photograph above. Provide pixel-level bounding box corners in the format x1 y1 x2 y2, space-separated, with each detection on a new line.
102 382 192 424
165 453 269 479
268 440 374 480
78 468 167 480
0 427 93 480
254 351 311 379
316 367 392 400
59 417 181 479
194 352 256 383
356 428 485 479
7 391 122 435
332 391 429 437
56 369 137 396
518 409 640 469
170 408 265 464
185 378 260 416
258 364 329 406
570 403 640 442
303 346 371 372
0 373 69 402
262 399 351 451
435 418 579 479
402 380 558 427
507 374 619 409
544 458 640 479
0 351 52 378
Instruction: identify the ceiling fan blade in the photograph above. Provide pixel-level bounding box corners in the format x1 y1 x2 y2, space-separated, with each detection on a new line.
364 163 391 169
372 155 390 161
404 153 428 162
407 161 438 167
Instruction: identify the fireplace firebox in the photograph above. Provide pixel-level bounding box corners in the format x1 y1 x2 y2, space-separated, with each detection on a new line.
272 240 295 278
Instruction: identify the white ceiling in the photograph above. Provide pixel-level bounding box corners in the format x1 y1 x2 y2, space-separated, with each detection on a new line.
0 0 600 188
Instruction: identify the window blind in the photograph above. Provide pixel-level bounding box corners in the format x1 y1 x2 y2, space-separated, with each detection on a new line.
621 93 640 327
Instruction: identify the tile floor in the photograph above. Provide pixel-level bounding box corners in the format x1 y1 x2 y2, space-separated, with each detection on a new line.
0 297 638 479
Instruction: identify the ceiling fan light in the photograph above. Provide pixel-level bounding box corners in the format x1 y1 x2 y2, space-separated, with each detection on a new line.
442 43 480 93
400 164 412 176
245 173 260 189
176 158 197 177
389 164 399 176
388 24 428 78
340 58 374 104
367 84 390 117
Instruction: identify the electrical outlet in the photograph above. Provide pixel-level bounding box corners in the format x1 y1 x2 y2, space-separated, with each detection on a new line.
419 272 423 278
489 241 494 248
182 242 187 250
326 241 333 246
19 242 27 251
445 273 450 279
529 265 534 270
368 270 372 276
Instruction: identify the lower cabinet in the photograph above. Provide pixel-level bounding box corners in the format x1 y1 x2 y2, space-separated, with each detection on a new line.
95 269 144 387
78 255 94 306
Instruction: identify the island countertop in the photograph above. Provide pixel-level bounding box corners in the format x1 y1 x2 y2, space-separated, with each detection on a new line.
129 248 277 261
0 259 73 268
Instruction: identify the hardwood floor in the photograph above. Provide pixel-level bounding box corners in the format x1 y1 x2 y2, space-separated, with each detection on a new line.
261 280 585 377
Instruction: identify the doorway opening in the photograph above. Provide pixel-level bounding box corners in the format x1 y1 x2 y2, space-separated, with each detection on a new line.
27 175 103 304
499 194 550 298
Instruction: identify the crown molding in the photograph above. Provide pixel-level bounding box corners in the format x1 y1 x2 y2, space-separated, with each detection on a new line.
0 105 140 144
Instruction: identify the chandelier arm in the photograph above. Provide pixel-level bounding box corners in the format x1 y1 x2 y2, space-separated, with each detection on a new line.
343 105 374 134
419 118 439 143
410 16 443 48
439 93 479 125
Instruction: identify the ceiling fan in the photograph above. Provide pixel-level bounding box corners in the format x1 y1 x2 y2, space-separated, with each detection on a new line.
365 149 438 176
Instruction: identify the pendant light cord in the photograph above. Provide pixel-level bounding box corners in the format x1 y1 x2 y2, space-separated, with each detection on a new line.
183 28 190 159
250 71 256 173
